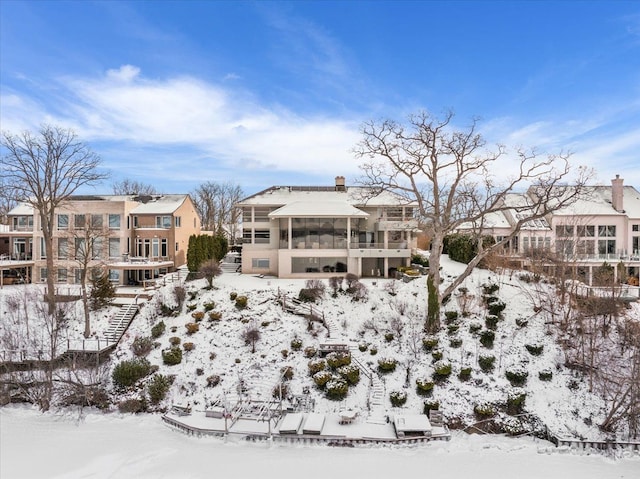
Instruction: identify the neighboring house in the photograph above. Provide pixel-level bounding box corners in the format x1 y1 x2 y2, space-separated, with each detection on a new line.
1 194 201 285
235 176 419 278
456 175 640 286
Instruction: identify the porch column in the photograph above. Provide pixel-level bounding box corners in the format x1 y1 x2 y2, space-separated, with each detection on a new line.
384 257 389 278
347 217 351 248
288 217 292 250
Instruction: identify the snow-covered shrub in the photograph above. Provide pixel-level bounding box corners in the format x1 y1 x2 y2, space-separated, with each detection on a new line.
206 375 220 387
338 364 360 385
290 337 303 351
423 400 440 415
449 337 463 348
191 311 204 322
147 374 172 405
384 332 394 342
235 295 248 309
444 310 459 323
187 304 197 312
151 321 166 339
308 358 326 375
203 301 215 312
377 357 397 373
525 343 544 356
474 402 496 419
431 350 443 361
482 282 499 295
118 398 145 414
515 317 528 328
162 347 183 366
458 367 472 381
416 378 434 396
326 351 351 369
538 369 553 381
422 336 439 351
325 378 349 400
230 291 238 300
505 367 529 386
298 288 320 303
469 321 482 334
447 324 459 335
502 416 527 436
313 370 333 388
303 346 317 358
358 342 368 352
485 315 499 330
281 366 294 381
478 354 495 372
433 361 452 381
131 336 154 357
183 342 195 351
208 311 222 321
369 346 378 355
112 358 152 389
185 323 199 335
506 389 526 415
479 330 495 348
390 390 407 407
169 336 181 346
272 382 289 399
281 349 289 358
487 300 506 317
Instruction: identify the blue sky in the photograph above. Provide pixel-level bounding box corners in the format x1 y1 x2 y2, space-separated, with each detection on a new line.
1 1 639 196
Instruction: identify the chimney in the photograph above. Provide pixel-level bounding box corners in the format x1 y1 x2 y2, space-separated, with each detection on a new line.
611 174 624 212
335 176 346 192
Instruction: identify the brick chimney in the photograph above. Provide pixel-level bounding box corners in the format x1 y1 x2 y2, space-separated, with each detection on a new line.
611 174 624 212
335 176 346 192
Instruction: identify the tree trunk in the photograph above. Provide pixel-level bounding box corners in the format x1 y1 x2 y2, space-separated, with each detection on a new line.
82 272 90 338
426 275 440 332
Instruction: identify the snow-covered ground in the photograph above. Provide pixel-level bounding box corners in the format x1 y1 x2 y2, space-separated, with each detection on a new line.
1 405 638 479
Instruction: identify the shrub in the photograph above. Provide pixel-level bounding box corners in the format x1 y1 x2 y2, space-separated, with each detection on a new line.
203 301 216 312
112 358 151 389
416 378 434 396
281 349 289 358
131 336 154 357
377 357 397 373
281 366 294 381
147 374 172 405
411 253 429 267
196 368 204 376
230 292 238 300
185 322 200 335
187 303 197 312
298 288 321 303
458 367 472 381
326 351 351 369
272 382 289 400
478 354 495 372
170 326 177 333
162 347 183 366
444 310 459 323
183 342 195 351
209 352 217 360
474 402 496 419
313 370 333 388
479 330 495 348
423 400 440 415
235 358 241 363
525 343 544 356
235 295 248 309
358 342 368 352
433 361 452 381
303 346 317 358
515 317 529 328
538 369 553 381
118 398 145 414
422 336 439 351
449 337 463 348
191 311 205 322
390 390 407 407
485 315 499 330
325 378 349 400
338 364 360 385
290 337 303 351
431 350 443 361
505 367 529 387
482 282 499 295
208 311 222 321
261 321 270 327
151 321 166 339
384 332 395 342
447 324 459 335
506 390 527 415
169 336 181 346
369 346 378 355
469 321 482 334
487 300 506 317
308 358 326 375
188 291 198 301
207 375 221 387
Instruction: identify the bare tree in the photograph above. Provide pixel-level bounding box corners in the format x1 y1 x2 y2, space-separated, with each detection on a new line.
1 125 108 313
191 181 243 239
242 322 261 353
0 176 18 224
354 111 591 332
199 259 222 289
112 178 157 196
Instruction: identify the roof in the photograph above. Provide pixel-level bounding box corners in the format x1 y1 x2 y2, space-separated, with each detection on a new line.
129 195 188 215
393 414 432 433
269 201 369 218
7 203 33 216
553 185 640 218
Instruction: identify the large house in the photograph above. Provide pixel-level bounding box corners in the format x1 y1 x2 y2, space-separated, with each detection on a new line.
1 194 201 286
235 176 419 278
457 175 640 286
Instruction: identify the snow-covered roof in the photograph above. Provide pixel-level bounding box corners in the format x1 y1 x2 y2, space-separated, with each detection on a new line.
393 414 432 433
551 185 640 218
269 201 369 218
129 195 188 215
7 203 33 216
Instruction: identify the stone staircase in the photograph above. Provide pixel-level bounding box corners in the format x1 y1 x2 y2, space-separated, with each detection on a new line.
350 346 387 422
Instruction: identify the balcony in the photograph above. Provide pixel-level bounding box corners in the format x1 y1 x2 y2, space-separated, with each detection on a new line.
348 242 411 258
375 218 418 231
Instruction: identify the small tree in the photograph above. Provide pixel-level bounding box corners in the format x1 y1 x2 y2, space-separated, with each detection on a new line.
89 269 116 311
242 323 261 353
200 259 222 288
112 179 157 196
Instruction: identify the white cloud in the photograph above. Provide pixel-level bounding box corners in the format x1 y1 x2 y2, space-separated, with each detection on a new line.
106 65 141 83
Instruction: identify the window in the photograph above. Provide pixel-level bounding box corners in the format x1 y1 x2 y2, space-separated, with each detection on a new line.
57 238 68 259
598 239 616 255
292 257 348 274
174 216 181 227
556 239 574 256
40 237 46 259
253 208 271 222
74 214 86 229
74 268 82 284
555 225 574 237
109 214 121 229
577 240 595 256
242 207 252 222
252 258 270 268
152 238 159 258
75 238 86 259
577 225 594 237
156 216 171 228
57 268 67 283
175 242 179 252
108 270 120 282
242 229 252 244
12 216 33 231
133 216 138 228
92 238 103 258
91 214 103 228
161 239 168 257
255 230 270 244
109 238 120 258
40 268 48 281
522 237 529 251
57 214 69 230
633 225 639 232
598 225 616 237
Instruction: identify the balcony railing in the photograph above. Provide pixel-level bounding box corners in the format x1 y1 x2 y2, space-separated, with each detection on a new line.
350 242 409 249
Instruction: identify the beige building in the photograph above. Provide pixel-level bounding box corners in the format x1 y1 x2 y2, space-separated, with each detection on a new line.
2 194 201 286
